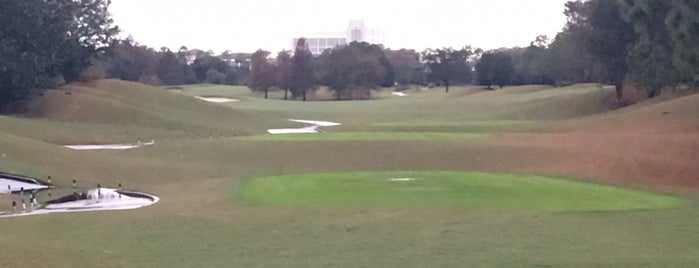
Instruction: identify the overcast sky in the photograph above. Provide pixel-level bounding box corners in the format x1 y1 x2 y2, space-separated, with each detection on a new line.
110 0 570 54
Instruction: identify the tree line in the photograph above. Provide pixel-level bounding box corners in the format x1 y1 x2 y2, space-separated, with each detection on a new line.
248 0 697 101
103 39 251 86
1 0 696 106
476 0 698 100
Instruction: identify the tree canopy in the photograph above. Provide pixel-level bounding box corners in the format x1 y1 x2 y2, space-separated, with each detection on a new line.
247 50 275 98
290 38 316 101
422 47 475 92
0 0 118 106
476 51 515 89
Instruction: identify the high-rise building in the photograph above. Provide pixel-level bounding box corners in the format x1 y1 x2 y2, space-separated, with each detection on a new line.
292 20 384 55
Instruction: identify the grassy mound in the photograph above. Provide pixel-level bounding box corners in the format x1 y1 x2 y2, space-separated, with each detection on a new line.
1 80 272 143
238 171 684 211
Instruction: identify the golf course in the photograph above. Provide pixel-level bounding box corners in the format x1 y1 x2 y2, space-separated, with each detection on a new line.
0 80 698 267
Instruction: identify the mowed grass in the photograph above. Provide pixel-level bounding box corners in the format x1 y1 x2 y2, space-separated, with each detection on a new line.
238 171 684 211
246 132 483 141
177 83 615 124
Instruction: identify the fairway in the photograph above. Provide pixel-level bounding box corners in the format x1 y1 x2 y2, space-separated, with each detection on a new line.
247 132 483 141
239 171 684 211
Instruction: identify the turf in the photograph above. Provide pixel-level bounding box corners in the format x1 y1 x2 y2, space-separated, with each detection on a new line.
1 80 698 267
246 132 483 141
238 171 684 211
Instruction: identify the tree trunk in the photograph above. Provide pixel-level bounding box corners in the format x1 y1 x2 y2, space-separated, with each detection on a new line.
445 80 449 93
302 90 307 101
614 81 624 102
264 88 268 99
284 88 288 100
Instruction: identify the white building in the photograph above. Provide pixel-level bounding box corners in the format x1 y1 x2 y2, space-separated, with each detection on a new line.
292 20 385 55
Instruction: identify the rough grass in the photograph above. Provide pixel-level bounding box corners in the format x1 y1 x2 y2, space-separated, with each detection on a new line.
238 171 684 211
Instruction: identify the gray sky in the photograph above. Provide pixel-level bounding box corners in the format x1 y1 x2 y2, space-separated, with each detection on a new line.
110 0 570 53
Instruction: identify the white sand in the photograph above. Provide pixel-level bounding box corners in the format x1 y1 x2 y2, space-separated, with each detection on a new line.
195 96 239 103
268 126 319 134
268 119 341 134
392 92 408 97
0 178 49 193
0 188 159 218
65 140 154 150
388 178 418 182
288 119 341 127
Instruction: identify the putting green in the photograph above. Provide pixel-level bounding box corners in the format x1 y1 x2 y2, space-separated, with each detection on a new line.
238 171 684 211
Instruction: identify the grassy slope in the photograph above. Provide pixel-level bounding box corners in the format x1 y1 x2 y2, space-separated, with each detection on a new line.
0 81 697 267
1 80 271 144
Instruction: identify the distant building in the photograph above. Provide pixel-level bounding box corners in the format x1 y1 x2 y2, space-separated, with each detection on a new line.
292 20 385 55
292 35 347 55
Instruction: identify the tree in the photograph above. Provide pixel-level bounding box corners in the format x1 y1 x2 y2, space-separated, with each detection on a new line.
386 49 422 87
476 51 515 89
204 69 226 84
0 0 118 106
320 42 389 100
666 0 698 88
321 45 353 100
563 0 636 101
545 31 601 86
422 48 453 92
247 49 275 98
290 38 316 101
620 0 678 97
451 47 476 85
506 42 554 86
192 54 230 83
107 38 160 83
276 51 293 100
157 50 185 85
422 47 474 93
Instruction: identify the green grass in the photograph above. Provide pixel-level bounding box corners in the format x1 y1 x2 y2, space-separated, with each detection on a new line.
366 120 541 133
238 171 684 211
246 132 483 141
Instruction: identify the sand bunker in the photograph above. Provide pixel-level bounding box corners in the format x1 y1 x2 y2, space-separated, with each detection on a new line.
65 140 154 150
0 172 158 218
392 92 408 97
195 96 239 103
388 178 418 182
288 119 341 127
1 178 49 193
268 126 320 134
1 188 159 218
268 119 341 134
